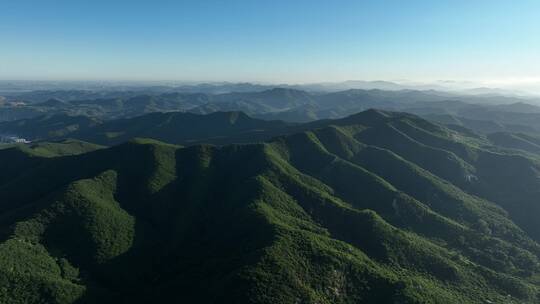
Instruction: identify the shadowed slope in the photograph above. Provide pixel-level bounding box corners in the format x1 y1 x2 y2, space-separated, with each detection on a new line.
0 135 539 303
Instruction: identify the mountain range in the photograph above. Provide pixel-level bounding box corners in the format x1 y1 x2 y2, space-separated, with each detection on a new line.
3 87 540 138
1 109 540 303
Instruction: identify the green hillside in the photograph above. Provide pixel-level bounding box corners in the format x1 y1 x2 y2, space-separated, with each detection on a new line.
0 139 103 158
488 132 540 154
0 114 101 141
1 109 540 303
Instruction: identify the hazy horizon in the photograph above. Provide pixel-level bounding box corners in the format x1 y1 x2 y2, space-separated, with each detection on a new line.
2 78 540 96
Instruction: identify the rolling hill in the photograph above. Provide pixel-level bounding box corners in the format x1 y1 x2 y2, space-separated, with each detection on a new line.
0 114 100 141
71 111 294 146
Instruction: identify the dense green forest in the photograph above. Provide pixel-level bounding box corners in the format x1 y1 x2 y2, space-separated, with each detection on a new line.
1 109 540 303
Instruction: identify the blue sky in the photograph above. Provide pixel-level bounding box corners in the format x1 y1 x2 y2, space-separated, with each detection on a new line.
1 0 539 83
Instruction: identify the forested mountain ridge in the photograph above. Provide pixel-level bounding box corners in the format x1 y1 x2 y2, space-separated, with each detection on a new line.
1 110 540 303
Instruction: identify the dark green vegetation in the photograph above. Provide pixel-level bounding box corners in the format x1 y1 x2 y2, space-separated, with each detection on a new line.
71 111 293 146
0 139 104 157
487 132 540 154
0 114 100 141
2 109 540 303
0 111 293 145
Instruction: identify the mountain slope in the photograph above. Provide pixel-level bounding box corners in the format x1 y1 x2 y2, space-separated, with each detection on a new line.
1 114 540 303
0 114 100 141
15 109 540 243
488 132 540 154
72 111 293 146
